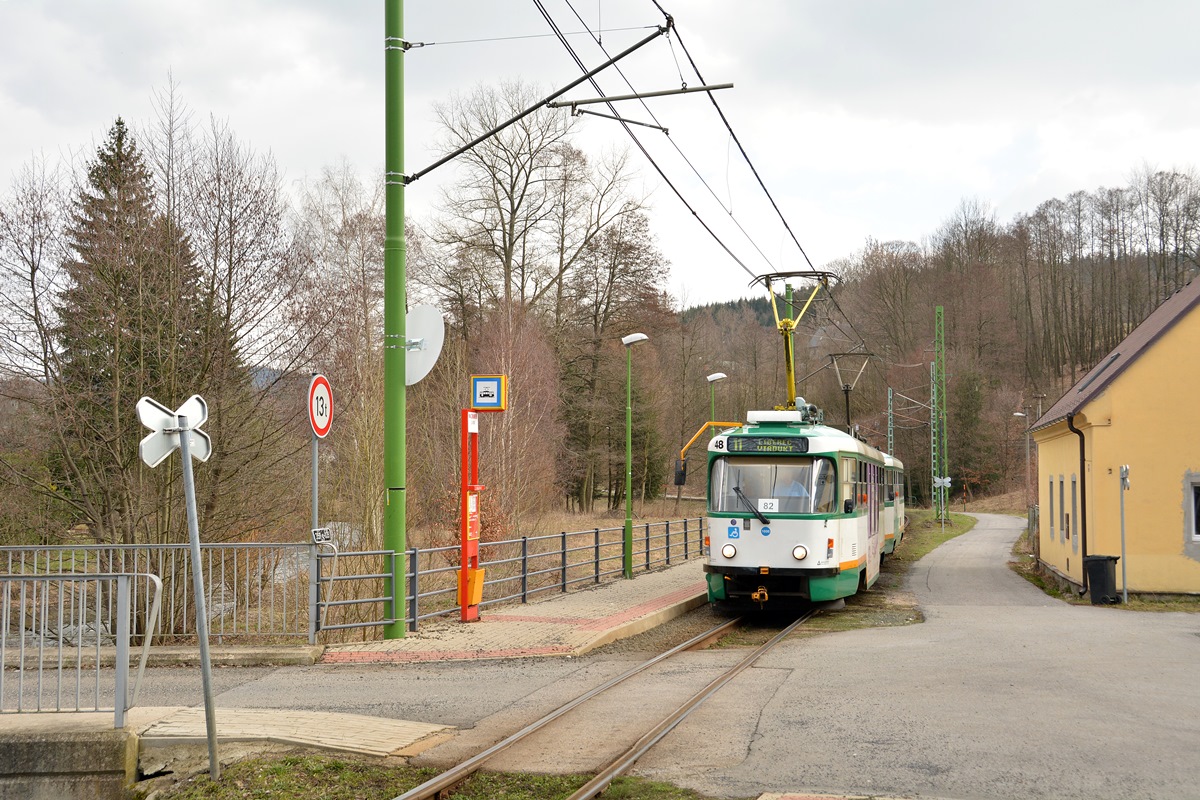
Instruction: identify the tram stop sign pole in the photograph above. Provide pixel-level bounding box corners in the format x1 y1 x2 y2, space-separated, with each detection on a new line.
459 376 507 622
136 395 219 781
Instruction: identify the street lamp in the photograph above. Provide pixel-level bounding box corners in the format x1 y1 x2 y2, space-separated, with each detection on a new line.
706 372 727 434
622 333 649 579
1013 411 1030 509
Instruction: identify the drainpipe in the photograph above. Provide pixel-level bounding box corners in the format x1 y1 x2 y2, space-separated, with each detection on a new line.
1065 412 1089 595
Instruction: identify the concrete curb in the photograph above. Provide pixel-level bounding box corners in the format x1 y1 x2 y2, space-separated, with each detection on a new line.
3 645 325 670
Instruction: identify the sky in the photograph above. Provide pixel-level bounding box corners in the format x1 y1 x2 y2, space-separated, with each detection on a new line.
2 1 1198 307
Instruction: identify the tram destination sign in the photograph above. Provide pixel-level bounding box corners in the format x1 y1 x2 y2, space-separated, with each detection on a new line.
727 436 809 454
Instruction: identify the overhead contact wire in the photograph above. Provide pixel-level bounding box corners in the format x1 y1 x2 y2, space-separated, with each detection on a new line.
558 0 781 276
533 0 761 280
649 0 816 273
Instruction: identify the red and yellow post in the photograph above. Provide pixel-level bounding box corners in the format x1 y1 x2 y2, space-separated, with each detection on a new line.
459 409 485 621
459 375 507 622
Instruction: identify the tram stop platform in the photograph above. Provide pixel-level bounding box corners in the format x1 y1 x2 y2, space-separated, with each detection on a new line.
320 557 709 664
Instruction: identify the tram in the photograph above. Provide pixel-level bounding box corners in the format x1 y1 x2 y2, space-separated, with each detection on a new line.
702 403 904 605
676 272 906 608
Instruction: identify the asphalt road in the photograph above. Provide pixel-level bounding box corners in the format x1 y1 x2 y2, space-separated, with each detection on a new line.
635 513 1200 799
127 513 1200 799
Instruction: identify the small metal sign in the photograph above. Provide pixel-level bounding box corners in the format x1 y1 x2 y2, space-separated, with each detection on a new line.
933 476 952 488
308 375 333 438
311 527 332 544
137 395 212 467
470 374 507 411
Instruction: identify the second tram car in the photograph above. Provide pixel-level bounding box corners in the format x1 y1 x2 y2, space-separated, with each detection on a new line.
703 403 905 607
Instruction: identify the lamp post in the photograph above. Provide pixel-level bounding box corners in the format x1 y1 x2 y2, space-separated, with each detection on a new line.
706 372 727 436
622 333 649 579
1013 411 1030 508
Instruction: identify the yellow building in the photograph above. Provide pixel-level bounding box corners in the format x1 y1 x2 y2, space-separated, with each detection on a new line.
1032 277 1200 596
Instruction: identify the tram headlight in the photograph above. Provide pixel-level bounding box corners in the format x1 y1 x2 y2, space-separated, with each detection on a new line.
720 543 737 559
792 545 808 561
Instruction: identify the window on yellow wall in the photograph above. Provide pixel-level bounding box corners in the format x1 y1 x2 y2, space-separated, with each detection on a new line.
1049 477 1055 540
1059 478 1066 539
1191 485 1200 543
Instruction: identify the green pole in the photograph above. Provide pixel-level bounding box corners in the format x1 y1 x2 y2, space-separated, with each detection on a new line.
785 284 795 398
383 0 407 638
624 345 633 579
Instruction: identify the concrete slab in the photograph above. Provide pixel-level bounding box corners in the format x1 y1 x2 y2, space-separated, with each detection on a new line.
138 707 453 757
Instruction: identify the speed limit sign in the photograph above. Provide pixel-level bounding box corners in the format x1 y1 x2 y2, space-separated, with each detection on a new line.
308 374 333 438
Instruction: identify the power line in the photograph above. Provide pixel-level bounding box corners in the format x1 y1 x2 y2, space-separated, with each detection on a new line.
530 0 761 280
558 0 782 276
649 0 816 273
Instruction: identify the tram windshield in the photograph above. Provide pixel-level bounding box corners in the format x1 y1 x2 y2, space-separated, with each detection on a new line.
709 456 836 515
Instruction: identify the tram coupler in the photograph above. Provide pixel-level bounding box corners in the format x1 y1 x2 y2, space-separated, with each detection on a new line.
751 586 769 607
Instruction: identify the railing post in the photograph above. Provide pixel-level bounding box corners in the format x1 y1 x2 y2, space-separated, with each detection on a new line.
684 518 689 560
561 532 568 593
665 520 671 565
114 576 130 729
521 537 529 603
644 523 651 571
307 543 318 645
408 548 419 633
593 528 601 584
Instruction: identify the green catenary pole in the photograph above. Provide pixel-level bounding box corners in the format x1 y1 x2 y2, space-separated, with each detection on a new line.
935 305 948 519
383 0 407 639
887 387 894 455
785 284 795 398
624 347 634 579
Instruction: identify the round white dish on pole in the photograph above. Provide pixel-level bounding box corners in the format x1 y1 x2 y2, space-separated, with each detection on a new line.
406 304 445 386
309 374 333 438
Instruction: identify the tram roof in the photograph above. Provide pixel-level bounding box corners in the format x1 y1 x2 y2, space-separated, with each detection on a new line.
709 417 894 462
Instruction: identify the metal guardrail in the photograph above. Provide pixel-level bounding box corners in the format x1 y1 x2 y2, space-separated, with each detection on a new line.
316 517 708 638
1 544 311 641
0 516 708 645
1 573 162 728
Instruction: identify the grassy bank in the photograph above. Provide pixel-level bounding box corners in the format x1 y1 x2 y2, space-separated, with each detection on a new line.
138 753 744 800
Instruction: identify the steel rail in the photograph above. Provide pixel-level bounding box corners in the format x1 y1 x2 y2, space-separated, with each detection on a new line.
390 616 742 800
566 609 815 800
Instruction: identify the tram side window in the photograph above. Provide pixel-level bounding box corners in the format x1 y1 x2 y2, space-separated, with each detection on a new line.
886 468 895 502
811 459 837 514
841 458 857 510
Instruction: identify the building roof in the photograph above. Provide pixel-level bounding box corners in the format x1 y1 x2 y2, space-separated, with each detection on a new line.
1033 277 1200 432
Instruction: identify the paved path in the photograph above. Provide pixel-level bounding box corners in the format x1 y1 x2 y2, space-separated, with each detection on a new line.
636 513 1200 800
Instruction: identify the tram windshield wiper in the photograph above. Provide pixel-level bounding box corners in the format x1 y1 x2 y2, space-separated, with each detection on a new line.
732 486 770 525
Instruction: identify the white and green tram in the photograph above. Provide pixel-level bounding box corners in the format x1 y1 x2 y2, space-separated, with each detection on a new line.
704 404 905 606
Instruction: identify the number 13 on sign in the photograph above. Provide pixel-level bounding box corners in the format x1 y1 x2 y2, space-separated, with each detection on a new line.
309 374 333 438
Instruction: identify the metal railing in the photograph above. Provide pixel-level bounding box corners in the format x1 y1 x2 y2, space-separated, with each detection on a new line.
0 544 311 642
316 517 707 639
1 573 162 728
0 516 709 645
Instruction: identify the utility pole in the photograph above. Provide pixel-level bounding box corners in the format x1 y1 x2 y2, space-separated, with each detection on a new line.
934 306 948 520
887 387 894 454
382 0 407 639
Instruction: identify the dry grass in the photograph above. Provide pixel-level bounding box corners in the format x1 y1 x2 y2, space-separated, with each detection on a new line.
955 488 1027 515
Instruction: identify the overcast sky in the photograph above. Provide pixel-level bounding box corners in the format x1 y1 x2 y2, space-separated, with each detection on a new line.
2 1 1198 307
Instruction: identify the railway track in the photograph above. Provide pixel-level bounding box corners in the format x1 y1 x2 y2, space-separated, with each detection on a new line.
392 609 815 800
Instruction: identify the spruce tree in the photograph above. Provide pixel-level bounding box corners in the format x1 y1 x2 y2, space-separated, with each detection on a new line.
53 119 201 543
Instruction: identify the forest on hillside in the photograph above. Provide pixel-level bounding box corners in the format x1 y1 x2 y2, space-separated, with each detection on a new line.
1 80 1197 549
